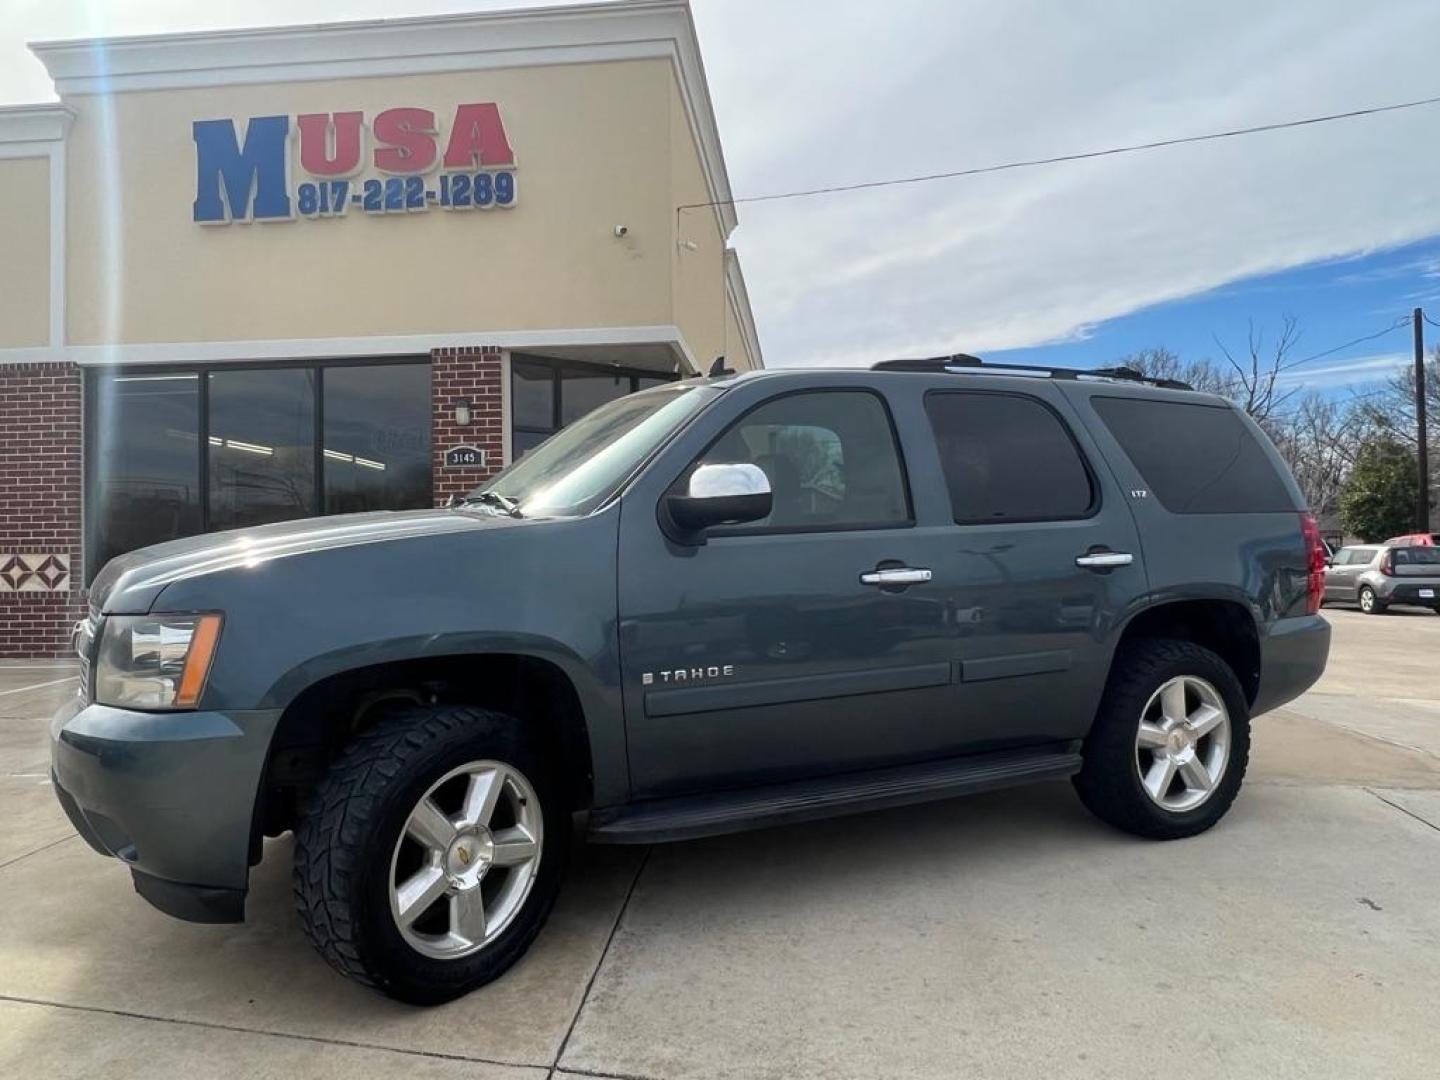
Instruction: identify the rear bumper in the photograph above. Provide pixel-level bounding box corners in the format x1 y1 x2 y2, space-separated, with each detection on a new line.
1374 580 1440 605
1252 614 1330 717
49 695 282 923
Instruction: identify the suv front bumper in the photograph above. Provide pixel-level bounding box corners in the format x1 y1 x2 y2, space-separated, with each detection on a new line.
49 695 282 924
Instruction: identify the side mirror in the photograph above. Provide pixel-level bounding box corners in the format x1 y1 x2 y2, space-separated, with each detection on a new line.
665 463 772 538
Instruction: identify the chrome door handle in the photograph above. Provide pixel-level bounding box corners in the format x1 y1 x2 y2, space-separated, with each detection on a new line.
1075 551 1133 568
859 567 932 586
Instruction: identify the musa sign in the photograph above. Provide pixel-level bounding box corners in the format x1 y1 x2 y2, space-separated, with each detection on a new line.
193 103 518 224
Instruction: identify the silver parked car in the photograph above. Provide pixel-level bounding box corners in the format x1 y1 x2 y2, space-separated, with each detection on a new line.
1323 543 1440 614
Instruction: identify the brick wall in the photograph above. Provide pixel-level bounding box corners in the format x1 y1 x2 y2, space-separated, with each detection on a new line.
431 346 505 505
0 361 86 658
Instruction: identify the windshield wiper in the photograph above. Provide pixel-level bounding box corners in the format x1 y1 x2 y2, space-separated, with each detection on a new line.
456 491 523 518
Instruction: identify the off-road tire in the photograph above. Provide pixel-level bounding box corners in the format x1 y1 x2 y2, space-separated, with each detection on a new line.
294 704 568 1004
1074 638 1250 840
1358 586 1385 615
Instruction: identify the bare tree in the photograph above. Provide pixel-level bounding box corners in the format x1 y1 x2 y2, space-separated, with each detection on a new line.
1120 317 1302 425
1215 315 1303 426
1119 346 1240 398
1268 393 1371 521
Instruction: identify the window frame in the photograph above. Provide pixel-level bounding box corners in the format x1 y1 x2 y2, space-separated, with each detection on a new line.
84 355 431 582
510 354 680 459
922 388 1100 527
665 386 916 538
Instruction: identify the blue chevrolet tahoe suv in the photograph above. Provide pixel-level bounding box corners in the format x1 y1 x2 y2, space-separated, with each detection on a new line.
52 357 1330 1003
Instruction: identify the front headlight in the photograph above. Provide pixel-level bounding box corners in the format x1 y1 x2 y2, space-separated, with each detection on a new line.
95 613 223 710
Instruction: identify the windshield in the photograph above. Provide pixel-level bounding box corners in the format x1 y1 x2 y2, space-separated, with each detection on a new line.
471 383 720 517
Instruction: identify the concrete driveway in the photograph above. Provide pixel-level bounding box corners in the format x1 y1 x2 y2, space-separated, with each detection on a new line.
3 608 1439 1079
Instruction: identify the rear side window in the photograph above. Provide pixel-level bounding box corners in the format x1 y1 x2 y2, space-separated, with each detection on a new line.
924 391 1094 524
1091 397 1295 514
1393 547 1440 566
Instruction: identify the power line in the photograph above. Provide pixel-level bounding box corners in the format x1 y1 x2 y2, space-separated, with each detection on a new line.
1278 318 1412 372
680 93 1440 212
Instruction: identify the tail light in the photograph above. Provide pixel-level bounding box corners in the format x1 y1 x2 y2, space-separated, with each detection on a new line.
1380 552 1396 577
1301 512 1325 615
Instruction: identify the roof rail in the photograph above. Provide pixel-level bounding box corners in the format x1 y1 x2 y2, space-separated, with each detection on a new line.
871 353 1193 391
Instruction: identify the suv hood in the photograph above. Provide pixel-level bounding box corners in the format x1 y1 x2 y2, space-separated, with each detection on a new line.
90 509 528 614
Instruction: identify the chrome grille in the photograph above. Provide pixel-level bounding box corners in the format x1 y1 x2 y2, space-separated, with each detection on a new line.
73 613 98 702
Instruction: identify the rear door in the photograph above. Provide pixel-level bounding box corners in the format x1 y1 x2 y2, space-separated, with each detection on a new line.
915 384 1147 747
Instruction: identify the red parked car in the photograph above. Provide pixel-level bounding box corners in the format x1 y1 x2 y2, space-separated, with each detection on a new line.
1385 532 1440 547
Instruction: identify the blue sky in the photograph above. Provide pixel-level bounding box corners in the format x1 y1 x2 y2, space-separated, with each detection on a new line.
991 238 1440 397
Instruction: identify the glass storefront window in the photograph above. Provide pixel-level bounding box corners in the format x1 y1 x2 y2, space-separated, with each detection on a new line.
86 359 431 581
510 354 677 459
559 368 631 425
85 372 203 574
323 365 432 515
511 360 555 430
208 368 317 531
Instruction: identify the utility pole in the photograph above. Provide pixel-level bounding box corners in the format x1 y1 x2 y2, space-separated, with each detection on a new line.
1416 308 1430 532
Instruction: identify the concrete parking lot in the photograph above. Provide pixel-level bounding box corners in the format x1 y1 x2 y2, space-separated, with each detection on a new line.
3 607 1439 1079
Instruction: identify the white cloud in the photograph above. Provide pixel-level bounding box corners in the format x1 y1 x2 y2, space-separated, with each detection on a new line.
1276 352 1409 387
4 1 1440 368
691 0 1440 365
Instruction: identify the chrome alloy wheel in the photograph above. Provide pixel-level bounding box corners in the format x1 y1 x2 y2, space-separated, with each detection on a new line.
1134 675 1231 813
388 760 543 961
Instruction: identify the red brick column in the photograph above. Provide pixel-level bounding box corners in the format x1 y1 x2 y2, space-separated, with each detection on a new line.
431 346 505 506
0 361 86 658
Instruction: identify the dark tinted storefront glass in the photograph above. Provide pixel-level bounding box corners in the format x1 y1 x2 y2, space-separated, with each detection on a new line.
86 372 203 575
510 355 677 460
512 429 551 459
559 368 630 425
511 360 555 429
323 365 432 514
208 368 316 530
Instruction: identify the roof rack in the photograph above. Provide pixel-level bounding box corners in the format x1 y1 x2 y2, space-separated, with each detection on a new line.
871 353 1193 391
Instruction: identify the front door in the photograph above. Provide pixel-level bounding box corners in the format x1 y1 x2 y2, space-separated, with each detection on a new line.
1322 550 1352 600
616 387 956 798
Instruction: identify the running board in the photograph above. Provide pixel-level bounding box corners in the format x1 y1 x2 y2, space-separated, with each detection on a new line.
588 745 1082 844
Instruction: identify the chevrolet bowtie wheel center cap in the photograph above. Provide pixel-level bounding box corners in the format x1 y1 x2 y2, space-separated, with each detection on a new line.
446 826 494 885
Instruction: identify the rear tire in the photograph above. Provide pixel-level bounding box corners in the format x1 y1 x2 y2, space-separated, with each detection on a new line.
294 704 568 1004
1074 638 1250 840
1358 586 1385 615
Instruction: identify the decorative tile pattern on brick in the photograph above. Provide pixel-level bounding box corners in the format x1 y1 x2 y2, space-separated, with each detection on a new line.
0 361 86 658
432 346 505 507
0 553 72 592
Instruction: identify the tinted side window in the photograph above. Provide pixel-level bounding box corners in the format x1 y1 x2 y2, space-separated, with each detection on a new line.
693 390 910 531
1393 547 1440 566
924 391 1094 524
1091 396 1295 514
